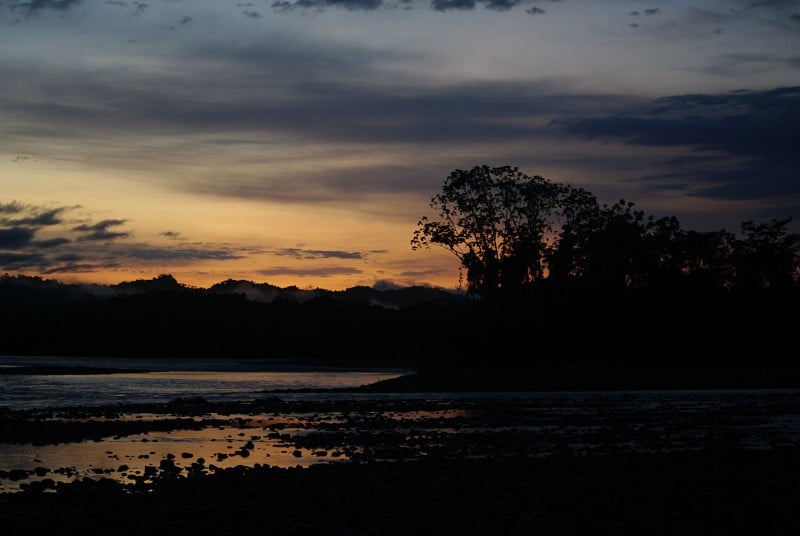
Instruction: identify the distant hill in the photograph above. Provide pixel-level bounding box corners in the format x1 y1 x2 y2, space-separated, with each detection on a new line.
0 273 465 310
0 273 466 362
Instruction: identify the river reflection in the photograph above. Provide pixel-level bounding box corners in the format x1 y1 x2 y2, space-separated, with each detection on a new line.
2 390 800 493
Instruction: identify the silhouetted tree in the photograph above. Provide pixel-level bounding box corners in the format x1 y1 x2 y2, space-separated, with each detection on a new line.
411 165 566 298
555 199 652 292
733 218 800 291
545 185 604 290
415 164 800 302
673 228 737 292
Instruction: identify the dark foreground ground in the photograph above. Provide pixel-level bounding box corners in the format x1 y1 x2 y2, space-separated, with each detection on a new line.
2 449 800 535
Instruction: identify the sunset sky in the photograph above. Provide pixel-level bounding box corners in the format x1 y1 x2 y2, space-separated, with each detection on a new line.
1 0 798 290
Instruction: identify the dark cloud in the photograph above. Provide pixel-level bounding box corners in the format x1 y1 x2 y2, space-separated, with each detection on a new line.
269 0 532 10
0 252 43 269
31 237 72 248
0 201 69 227
644 8 660 16
116 245 242 261
242 10 261 17
526 6 544 15
484 0 522 11
42 262 119 274
0 203 76 230
272 0 382 11
1 0 82 16
258 266 363 277
431 0 475 11
629 11 639 16
0 202 25 214
792 12 800 19
0 203 247 275
76 231 130 242
9 207 67 227
72 219 127 232
160 231 182 240
72 219 129 242
0 227 35 249
274 248 364 260
552 86 800 206
398 267 452 278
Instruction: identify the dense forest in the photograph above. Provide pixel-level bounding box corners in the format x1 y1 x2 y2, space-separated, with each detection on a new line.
407 165 800 376
1 165 798 386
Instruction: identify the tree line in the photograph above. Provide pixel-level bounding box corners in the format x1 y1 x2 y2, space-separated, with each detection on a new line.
412 165 800 301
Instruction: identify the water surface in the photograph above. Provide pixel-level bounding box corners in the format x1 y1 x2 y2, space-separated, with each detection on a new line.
0 355 410 410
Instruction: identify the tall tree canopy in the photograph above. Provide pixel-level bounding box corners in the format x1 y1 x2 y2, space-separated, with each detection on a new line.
411 165 567 298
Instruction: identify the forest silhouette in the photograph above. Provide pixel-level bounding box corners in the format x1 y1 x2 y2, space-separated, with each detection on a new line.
1 164 798 390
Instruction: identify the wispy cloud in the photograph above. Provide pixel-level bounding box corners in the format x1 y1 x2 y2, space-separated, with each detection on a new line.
0 203 72 227
72 219 130 242
268 0 551 12
258 266 364 277
0 203 248 274
274 247 365 260
271 0 383 12
1 0 83 17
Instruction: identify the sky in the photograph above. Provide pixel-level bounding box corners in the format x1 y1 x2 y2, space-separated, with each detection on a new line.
1 0 798 290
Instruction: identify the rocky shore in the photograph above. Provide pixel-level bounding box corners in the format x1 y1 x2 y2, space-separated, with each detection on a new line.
2 449 800 535
2 390 800 534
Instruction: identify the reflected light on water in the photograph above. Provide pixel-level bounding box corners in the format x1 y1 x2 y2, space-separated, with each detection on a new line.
0 419 353 493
